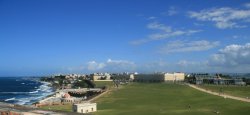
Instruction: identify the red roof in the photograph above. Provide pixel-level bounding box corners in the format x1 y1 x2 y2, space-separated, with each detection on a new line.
63 93 71 98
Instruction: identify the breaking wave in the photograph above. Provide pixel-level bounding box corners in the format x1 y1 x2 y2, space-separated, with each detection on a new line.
1 78 54 105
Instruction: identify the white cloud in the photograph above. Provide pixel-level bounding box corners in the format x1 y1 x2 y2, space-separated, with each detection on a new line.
140 59 209 73
209 43 250 67
176 60 209 72
149 30 201 40
86 59 136 72
130 39 150 45
147 22 172 32
107 59 134 65
177 60 196 67
66 66 85 72
87 61 106 71
231 35 248 39
244 3 250 8
130 22 201 45
193 22 204 26
138 60 170 73
107 59 135 68
188 7 250 29
161 6 178 16
159 40 220 54
147 16 157 20
232 35 240 39
167 6 178 16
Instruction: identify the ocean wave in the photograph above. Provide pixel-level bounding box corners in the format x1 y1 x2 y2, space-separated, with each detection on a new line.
15 97 31 105
29 90 39 94
0 90 42 94
0 79 54 105
14 81 54 105
15 91 54 105
5 97 16 101
0 92 30 94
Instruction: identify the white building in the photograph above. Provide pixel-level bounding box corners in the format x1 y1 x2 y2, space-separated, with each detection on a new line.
55 91 65 98
73 103 97 113
164 72 185 82
129 74 134 80
104 73 111 80
91 73 112 81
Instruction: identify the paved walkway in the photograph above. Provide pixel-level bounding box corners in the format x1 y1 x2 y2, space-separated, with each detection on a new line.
187 84 250 103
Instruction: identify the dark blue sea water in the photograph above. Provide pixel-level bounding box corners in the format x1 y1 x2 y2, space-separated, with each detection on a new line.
0 77 54 105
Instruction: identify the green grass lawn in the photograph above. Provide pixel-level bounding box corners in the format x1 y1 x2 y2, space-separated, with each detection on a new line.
39 82 250 114
94 83 250 115
94 81 114 88
198 85 250 98
39 104 72 112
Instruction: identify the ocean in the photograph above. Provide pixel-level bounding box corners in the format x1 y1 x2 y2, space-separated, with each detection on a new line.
0 77 54 105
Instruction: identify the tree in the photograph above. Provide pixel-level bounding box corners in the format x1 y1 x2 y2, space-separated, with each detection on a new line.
73 80 87 88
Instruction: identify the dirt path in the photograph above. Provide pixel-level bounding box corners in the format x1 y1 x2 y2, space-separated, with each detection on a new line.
187 84 250 103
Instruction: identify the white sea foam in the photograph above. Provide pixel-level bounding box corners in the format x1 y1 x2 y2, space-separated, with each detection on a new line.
5 97 16 101
0 92 29 94
29 90 38 94
16 98 30 105
14 81 54 105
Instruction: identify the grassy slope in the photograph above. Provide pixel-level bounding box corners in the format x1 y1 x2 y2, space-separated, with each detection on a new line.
40 104 72 112
94 81 114 88
39 82 250 114
198 85 250 98
94 83 250 115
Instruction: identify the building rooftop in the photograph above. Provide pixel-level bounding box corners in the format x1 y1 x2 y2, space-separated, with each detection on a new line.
74 103 96 107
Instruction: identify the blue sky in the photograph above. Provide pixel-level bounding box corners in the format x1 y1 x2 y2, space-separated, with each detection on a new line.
1 0 250 76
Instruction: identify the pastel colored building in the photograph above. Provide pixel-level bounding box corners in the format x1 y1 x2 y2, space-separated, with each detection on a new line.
91 73 112 81
73 103 97 113
164 72 185 82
